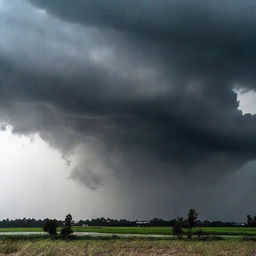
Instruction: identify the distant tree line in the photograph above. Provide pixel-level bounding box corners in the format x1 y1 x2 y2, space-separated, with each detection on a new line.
0 218 63 228
77 217 237 227
0 217 246 228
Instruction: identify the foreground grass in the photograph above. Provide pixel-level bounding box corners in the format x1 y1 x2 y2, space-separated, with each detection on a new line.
0 238 255 256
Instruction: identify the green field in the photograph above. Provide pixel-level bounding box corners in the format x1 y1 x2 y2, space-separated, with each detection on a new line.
0 239 255 256
74 226 256 236
0 227 41 233
0 226 256 236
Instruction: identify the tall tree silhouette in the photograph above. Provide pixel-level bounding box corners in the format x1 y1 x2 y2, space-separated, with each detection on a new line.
60 214 73 238
187 209 198 239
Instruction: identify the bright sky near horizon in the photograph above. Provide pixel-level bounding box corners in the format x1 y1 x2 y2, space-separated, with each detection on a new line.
0 128 122 220
236 89 256 115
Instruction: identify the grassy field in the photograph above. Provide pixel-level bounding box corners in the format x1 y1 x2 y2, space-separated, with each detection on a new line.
73 226 256 236
0 227 41 233
0 238 255 256
0 226 256 236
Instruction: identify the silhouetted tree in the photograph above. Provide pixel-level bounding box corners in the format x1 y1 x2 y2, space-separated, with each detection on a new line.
253 216 256 227
60 214 73 239
187 208 198 239
247 215 253 226
42 219 57 236
188 209 198 228
65 214 72 226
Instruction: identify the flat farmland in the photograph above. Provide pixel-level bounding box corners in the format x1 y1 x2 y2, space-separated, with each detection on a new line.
73 226 256 236
0 226 255 236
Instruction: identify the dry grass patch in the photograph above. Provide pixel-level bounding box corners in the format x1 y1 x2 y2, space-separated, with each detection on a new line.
0 239 255 256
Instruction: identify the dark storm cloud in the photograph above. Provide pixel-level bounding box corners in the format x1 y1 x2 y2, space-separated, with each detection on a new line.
30 0 256 82
6 0 256 169
1 0 256 219
70 168 102 190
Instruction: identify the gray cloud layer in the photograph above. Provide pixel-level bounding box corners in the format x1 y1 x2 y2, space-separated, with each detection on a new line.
1 0 256 220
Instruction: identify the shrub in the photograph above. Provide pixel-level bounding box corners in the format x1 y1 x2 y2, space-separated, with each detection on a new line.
42 220 57 236
187 230 192 239
60 226 73 239
172 224 183 239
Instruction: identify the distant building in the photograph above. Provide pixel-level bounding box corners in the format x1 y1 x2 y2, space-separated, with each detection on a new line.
136 221 150 227
233 223 245 226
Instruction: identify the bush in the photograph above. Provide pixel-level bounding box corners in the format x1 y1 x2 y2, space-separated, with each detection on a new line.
186 230 192 239
172 224 183 239
60 226 73 239
42 220 57 236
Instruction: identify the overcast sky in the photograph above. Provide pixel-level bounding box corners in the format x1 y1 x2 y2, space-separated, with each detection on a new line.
1 0 256 221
